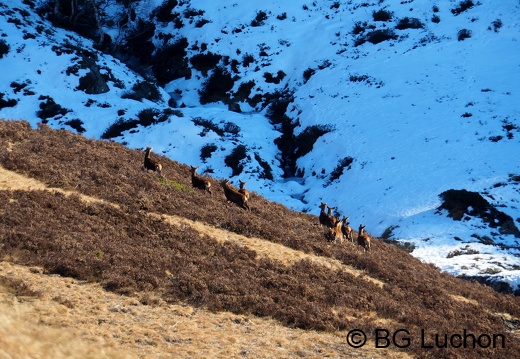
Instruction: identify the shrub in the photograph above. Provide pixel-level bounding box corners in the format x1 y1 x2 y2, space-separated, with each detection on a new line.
122 81 162 102
151 37 190 86
36 96 70 120
489 19 503 32
64 119 86 133
199 67 234 104
0 39 9 58
355 29 398 46
190 52 222 76
277 12 287 20
233 80 255 103
395 17 424 30
328 156 354 183
457 28 472 41
200 143 218 162
101 108 174 139
372 9 393 22
294 125 333 159
367 29 398 44
153 0 179 23
303 68 316 83
352 21 367 35
451 0 475 16
77 69 109 95
251 11 268 27
0 93 17 109
123 19 156 64
242 54 255 67
254 153 274 180
225 145 247 176
263 70 286 84
432 14 441 23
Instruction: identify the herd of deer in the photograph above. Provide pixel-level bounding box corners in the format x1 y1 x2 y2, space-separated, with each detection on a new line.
143 146 371 252
319 201 371 252
143 146 250 210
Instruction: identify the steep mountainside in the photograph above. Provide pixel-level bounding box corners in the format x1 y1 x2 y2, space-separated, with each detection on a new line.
1 120 520 358
0 0 519 289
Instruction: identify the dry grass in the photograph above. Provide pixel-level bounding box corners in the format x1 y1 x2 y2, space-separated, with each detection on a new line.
0 262 404 359
0 119 519 359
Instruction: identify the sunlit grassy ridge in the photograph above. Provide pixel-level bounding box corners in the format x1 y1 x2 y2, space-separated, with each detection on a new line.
1 120 519 358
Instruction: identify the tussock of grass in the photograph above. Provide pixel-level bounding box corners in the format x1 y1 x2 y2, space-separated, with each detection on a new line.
1 120 520 358
157 176 194 193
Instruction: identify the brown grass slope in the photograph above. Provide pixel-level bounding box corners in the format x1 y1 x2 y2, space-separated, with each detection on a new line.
0 120 519 358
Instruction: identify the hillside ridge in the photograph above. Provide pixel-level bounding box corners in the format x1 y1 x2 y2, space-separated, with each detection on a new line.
1 120 520 358
0 164 383 288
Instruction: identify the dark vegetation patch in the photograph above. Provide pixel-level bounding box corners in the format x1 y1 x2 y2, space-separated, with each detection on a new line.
489 19 503 33
75 53 110 95
232 80 256 105
0 39 9 58
327 156 354 185
251 11 268 27
225 145 247 176
191 117 240 138
264 71 286 84
151 37 190 86
303 68 316 83
152 0 179 23
2 122 520 358
254 153 274 181
200 143 218 162
372 9 393 22
190 52 222 76
451 0 475 16
457 28 472 41
36 96 71 120
101 108 179 139
10 81 35 96
64 119 86 133
447 245 480 258
438 189 520 238
265 90 332 178
0 93 17 109
122 19 156 65
36 0 102 41
294 125 334 159
355 29 398 46
349 74 384 87
395 17 424 30
121 81 163 102
199 67 234 105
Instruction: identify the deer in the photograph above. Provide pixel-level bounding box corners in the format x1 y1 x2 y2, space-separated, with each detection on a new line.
357 224 371 252
238 180 250 201
190 166 212 194
326 217 344 243
341 216 353 242
143 146 162 176
319 202 335 228
221 179 250 211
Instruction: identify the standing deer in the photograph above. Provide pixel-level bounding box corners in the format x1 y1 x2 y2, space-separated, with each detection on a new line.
341 216 353 242
190 166 212 194
143 146 162 176
319 202 335 228
238 180 250 201
357 224 371 252
221 179 250 211
326 217 344 243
